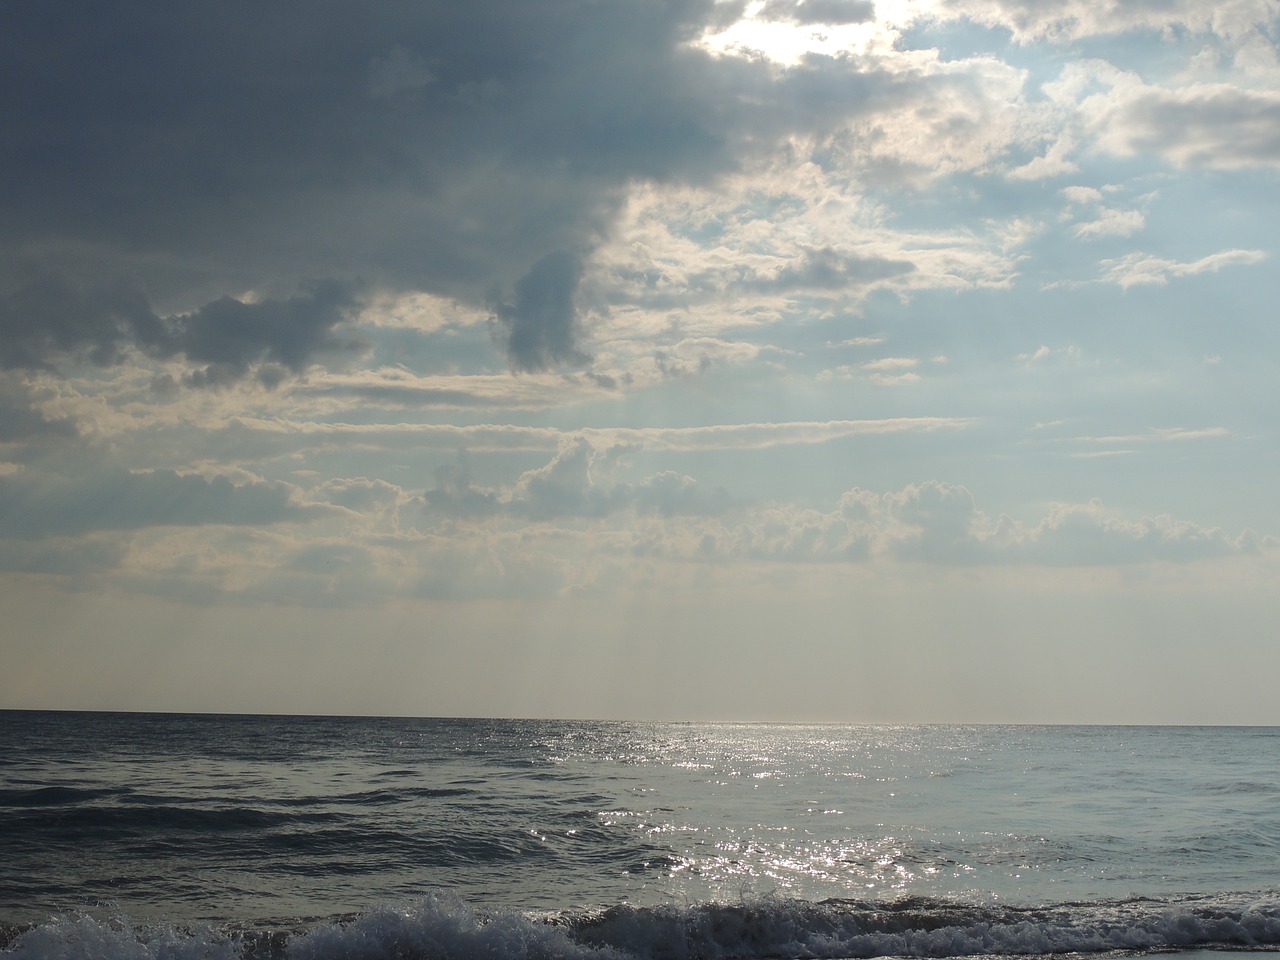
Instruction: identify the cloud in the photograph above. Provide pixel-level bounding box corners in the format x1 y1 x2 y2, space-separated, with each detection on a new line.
426 438 729 521
1073 208 1145 239
1 0 1273 622
1084 426 1232 445
1 0 1070 379
12 459 1263 606
1044 57 1280 171
423 454 501 519
412 441 1256 569
0 1 772 374
1017 345 1053 364
0 467 311 538
874 481 991 563
1061 186 1104 204
709 482 1257 567
0 376 79 442
862 357 920 371
1006 136 1079 180
1099 248 1267 288
597 165 1024 336
651 338 762 379
1089 84 1280 170
298 369 616 412
741 246 916 293
509 438 616 518
757 0 876 25
932 0 1273 43
161 281 363 382
632 471 728 517
495 252 590 372
316 478 406 514
205 416 971 462
0 271 362 383
0 271 162 371
1011 500 1253 565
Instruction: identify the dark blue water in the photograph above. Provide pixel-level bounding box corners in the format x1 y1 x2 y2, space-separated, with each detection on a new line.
2 712 1279 958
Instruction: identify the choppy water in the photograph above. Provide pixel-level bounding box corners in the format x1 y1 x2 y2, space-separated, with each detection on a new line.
2 712 1279 958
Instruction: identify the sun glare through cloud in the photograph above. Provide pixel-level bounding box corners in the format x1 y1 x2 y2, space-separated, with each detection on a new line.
694 0 908 64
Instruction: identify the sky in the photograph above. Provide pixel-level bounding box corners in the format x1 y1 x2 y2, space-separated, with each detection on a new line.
2 0 1278 723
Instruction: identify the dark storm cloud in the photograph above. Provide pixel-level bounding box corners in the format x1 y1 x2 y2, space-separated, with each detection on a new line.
162 280 362 381
496 252 589 372
0 271 360 381
0 0 773 375
0 271 163 370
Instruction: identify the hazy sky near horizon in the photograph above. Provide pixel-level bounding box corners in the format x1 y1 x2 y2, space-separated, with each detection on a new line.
2 0 1278 723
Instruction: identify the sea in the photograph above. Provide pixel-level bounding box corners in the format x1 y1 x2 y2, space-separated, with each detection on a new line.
2 713 1279 960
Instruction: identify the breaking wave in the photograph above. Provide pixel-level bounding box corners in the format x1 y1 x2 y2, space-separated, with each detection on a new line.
7 891 1280 960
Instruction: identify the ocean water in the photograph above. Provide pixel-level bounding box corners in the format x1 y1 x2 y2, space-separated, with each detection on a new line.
2 713 1279 959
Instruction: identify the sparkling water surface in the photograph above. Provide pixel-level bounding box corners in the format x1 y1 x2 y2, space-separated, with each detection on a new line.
2 713 1279 957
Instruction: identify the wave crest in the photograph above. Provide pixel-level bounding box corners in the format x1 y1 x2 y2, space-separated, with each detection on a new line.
8 892 1280 960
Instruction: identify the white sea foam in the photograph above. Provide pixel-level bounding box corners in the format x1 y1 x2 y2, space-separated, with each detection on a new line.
8 893 1280 960
562 893 1280 959
289 897 623 960
3 915 242 960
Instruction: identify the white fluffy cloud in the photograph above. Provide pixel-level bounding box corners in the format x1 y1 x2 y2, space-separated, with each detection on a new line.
1087 83 1280 170
1073 208 1145 239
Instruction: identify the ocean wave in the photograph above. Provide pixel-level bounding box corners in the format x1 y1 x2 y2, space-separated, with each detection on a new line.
7 891 1280 960
0 803 340 837
0 786 129 808
564 893 1280 959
